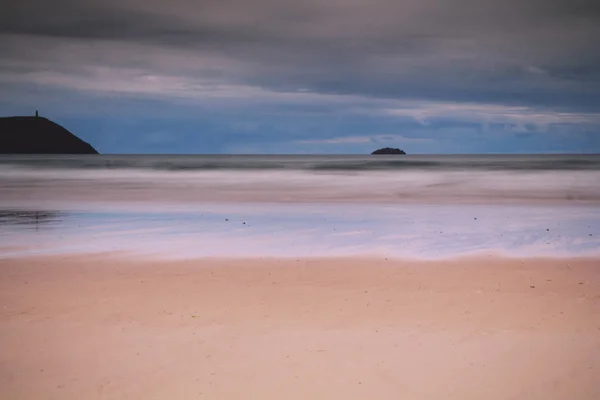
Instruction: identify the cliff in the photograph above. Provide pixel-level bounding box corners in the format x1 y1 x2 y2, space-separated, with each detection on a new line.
0 116 98 154
371 147 406 155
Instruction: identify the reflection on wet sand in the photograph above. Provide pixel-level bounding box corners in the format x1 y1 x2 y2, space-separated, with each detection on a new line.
1 204 598 259
0 210 63 227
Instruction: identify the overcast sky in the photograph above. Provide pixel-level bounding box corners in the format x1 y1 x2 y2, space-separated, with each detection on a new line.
1 0 599 153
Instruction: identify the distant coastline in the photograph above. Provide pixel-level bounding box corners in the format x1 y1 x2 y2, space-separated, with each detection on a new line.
371 147 406 155
0 114 98 154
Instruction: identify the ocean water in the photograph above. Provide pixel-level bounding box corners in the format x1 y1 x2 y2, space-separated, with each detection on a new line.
1 154 599 259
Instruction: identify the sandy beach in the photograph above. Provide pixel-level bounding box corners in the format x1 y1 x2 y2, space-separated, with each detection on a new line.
1 254 599 399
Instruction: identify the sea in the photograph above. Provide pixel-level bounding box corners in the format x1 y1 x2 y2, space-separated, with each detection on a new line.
1 154 599 259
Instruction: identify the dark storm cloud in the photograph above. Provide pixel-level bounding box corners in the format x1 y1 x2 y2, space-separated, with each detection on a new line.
1 0 599 117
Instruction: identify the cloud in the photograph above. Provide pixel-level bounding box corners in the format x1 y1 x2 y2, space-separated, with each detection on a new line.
296 134 436 145
2 50 598 131
0 0 599 153
383 101 600 128
296 136 375 145
1 0 599 110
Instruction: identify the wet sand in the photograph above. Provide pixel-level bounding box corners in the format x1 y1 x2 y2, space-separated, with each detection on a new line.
1 254 599 399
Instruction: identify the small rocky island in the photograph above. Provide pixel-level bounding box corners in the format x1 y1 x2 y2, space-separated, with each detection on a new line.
0 114 98 154
371 147 406 155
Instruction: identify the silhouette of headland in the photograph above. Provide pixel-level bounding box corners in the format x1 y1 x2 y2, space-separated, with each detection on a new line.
371 147 406 155
0 113 98 154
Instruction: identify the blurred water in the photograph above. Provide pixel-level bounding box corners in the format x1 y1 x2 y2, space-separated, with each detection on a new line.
0 154 599 259
0 154 599 207
1 154 599 171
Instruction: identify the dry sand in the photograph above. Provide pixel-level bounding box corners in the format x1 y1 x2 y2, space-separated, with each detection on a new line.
1 254 599 399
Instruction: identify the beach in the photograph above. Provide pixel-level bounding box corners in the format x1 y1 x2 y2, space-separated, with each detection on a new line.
1 0 599 393
1 154 600 398
1 254 599 399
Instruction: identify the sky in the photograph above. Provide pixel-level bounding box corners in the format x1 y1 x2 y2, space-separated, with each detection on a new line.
0 0 599 154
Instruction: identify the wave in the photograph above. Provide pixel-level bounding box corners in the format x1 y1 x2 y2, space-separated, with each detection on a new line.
1 154 599 172
1 163 600 207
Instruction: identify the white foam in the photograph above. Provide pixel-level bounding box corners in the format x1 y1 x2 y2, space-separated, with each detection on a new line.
2 166 600 206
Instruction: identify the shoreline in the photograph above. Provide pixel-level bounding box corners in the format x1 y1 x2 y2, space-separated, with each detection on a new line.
1 254 599 399
3 249 600 262
2 194 600 208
